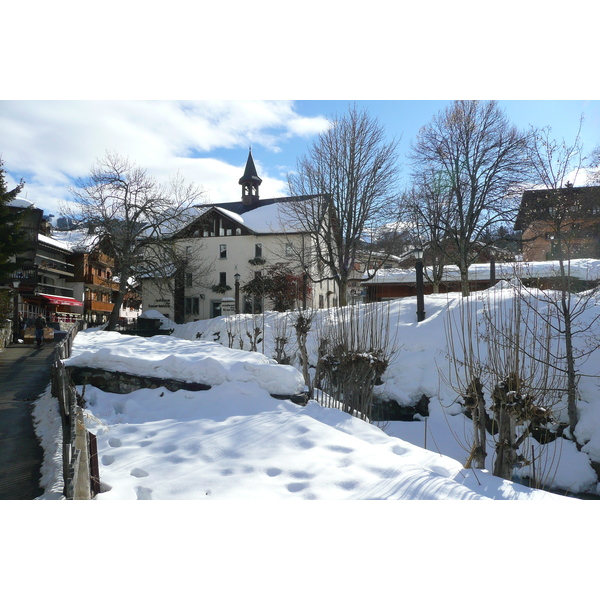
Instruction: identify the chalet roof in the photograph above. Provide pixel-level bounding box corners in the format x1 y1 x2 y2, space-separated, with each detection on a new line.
37 232 72 253
189 194 324 235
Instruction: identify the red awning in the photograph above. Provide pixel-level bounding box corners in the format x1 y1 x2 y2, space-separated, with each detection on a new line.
40 294 84 307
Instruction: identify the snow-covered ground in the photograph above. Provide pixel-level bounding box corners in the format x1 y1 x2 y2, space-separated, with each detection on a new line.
32 280 600 500
25 281 600 598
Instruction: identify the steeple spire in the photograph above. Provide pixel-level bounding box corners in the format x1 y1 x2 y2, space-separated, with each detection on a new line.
239 148 262 206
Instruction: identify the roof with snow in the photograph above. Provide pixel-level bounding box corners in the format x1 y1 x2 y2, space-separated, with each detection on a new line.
364 258 600 284
190 194 322 235
9 197 36 209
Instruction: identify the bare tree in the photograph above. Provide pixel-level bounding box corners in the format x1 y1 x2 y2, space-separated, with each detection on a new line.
285 105 402 306
410 100 531 296
588 144 600 185
519 123 600 438
443 285 565 483
403 169 456 293
62 152 207 330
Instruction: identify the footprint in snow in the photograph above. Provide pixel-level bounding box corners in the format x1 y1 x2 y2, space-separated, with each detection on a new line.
136 487 152 500
130 468 149 478
287 482 309 493
266 468 282 477
107 438 122 448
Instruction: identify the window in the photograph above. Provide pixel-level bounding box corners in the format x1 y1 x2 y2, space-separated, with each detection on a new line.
285 243 294 257
219 272 227 286
185 297 199 315
220 244 227 259
185 272 193 287
255 243 262 258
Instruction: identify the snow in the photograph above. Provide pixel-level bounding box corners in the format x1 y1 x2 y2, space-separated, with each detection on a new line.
26 266 600 597
367 258 600 284
37 232 72 252
9 196 35 209
32 282 600 501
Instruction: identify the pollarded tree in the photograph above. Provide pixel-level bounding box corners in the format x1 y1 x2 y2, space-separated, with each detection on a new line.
410 100 531 296
285 105 402 306
62 152 207 330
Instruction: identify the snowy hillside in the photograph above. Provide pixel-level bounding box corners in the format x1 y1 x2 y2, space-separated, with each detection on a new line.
33 278 600 500
168 281 600 498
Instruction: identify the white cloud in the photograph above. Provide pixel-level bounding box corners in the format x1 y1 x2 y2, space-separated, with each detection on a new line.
0 100 325 215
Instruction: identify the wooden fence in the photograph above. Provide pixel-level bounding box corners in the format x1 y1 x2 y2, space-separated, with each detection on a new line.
51 322 100 499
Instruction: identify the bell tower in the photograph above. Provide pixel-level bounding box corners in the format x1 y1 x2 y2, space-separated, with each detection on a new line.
239 148 262 206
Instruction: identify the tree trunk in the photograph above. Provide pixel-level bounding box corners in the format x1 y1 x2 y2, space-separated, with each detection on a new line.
464 377 487 470
106 289 124 331
460 263 470 297
338 276 348 307
557 256 579 439
564 312 579 439
492 384 517 481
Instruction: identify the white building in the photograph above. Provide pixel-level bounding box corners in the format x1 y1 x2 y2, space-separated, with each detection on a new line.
141 151 340 322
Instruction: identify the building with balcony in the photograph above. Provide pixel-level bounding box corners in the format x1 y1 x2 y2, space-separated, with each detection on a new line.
70 247 119 324
4 199 83 326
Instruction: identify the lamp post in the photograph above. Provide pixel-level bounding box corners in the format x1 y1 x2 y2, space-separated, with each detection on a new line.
12 278 21 343
489 248 496 287
413 247 426 323
234 272 240 314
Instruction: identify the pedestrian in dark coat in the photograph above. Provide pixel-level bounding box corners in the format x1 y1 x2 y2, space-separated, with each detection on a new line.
34 314 46 348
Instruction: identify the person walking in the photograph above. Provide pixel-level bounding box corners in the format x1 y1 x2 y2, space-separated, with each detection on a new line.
34 314 46 349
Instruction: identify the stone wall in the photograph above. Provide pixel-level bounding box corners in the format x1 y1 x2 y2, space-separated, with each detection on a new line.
68 365 308 405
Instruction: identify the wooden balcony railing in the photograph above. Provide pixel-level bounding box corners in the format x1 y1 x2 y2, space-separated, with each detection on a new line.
84 274 120 290
85 300 115 313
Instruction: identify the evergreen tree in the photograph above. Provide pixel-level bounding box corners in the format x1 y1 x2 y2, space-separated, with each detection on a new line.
0 158 31 280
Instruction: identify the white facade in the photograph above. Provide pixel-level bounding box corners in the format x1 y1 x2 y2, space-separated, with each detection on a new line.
142 204 340 322
141 151 341 322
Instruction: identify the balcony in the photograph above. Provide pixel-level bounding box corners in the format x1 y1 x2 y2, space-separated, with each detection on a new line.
2 267 38 289
36 257 75 278
85 299 115 313
89 250 114 267
37 284 76 298
84 273 120 290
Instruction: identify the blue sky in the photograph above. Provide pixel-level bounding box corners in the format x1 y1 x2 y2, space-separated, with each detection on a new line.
2 100 597 219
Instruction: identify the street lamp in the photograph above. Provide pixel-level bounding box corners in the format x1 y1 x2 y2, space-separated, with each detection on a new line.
413 247 426 323
234 272 240 314
12 278 21 344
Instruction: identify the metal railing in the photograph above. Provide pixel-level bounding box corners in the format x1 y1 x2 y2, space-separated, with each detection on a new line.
51 321 100 499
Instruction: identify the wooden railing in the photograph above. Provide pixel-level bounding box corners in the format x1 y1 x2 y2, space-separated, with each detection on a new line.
85 299 115 313
52 322 100 499
83 273 120 290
